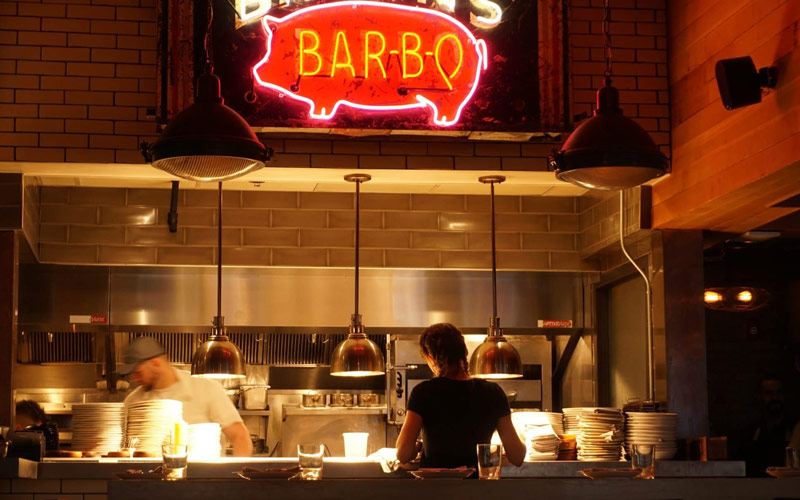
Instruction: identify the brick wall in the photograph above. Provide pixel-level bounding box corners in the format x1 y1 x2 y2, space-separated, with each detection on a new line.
568 0 670 158
0 173 21 228
35 186 597 270
0 0 158 163
0 478 107 500
0 0 671 173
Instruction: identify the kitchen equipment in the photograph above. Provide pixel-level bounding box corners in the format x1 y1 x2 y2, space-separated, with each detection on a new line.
330 393 355 407
226 389 240 408
302 393 326 408
240 385 270 410
6 431 44 462
0 439 9 459
358 393 381 406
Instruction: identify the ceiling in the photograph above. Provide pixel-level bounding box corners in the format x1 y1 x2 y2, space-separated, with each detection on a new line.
0 161 588 196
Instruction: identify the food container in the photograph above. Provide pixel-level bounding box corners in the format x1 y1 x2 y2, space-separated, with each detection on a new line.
240 385 270 410
302 393 327 408
330 393 355 407
358 393 381 406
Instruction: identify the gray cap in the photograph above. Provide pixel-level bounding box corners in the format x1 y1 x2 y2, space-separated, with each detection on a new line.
117 337 165 375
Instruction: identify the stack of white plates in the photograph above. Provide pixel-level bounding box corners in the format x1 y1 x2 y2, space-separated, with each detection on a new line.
511 411 564 435
125 399 183 455
625 412 678 460
576 408 625 461
524 424 560 461
71 403 125 453
562 408 584 434
188 423 222 459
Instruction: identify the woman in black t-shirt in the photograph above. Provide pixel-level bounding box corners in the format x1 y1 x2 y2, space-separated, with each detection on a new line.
15 400 59 451
395 323 525 468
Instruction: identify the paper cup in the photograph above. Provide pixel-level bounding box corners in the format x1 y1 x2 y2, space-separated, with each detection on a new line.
342 432 369 458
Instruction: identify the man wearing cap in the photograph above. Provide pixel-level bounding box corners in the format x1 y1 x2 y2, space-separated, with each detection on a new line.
119 337 252 456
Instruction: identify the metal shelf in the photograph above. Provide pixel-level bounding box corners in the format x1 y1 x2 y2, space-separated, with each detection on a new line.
282 405 387 418
238 410 271 416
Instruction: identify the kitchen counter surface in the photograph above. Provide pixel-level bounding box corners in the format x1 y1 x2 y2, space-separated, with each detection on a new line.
107 477 800 500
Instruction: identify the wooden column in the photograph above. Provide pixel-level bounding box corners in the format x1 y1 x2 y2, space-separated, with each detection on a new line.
0 231 17 427
662 230 708 437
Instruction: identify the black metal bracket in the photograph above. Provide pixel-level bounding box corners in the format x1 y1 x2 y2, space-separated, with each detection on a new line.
167 181 179 233
551 329 583 411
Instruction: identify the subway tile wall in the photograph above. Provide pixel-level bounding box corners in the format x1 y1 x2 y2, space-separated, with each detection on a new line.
36 186 597 271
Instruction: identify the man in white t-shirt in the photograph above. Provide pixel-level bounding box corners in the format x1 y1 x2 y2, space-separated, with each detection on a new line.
119 337 253 456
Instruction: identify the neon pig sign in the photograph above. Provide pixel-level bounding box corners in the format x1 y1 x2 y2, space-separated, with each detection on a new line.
252 1 488 126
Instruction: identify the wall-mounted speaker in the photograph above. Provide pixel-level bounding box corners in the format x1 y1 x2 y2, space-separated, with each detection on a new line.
715 56 778 110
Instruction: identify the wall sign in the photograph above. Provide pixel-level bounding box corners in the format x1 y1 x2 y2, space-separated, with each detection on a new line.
252 2 487 126
187 0 565 134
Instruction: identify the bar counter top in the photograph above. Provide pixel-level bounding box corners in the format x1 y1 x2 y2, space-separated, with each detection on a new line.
33 457 745 479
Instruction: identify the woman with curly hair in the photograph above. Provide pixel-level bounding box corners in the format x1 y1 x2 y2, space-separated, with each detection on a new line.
395 323 525 468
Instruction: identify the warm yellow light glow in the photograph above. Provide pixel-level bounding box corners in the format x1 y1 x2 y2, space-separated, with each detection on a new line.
737 290 753 303
704 290 723 303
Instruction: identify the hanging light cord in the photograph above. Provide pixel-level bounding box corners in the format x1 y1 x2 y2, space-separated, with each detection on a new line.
490 181 498 321
204 0 214 74
618 191 655 402
215 181 223 335
602 0 613 86
354 178 361 321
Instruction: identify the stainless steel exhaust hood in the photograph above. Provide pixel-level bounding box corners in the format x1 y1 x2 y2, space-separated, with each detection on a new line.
18 265 585 332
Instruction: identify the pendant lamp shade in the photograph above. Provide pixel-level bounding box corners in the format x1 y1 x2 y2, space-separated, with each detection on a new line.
144 74 272 182
330 314 385 377
468 176 522 379
191 333 246 379
550 85 667 190
470 321 523 380
330 174 385 377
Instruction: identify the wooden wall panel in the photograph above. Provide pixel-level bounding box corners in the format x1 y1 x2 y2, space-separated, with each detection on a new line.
653 0 800 230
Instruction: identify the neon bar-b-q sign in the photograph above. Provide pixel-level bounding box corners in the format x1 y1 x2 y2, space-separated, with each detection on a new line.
252 1 488 126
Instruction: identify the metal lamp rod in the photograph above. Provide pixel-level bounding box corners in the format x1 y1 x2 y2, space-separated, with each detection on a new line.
215 181 223 335
618 190 655 402
490 181 498 320
480 175 505 336
345 173 371 331
354 178 360 320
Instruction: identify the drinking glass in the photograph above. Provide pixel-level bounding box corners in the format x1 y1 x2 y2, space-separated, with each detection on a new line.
631 444 655 479
161 444 188 481
297 444 324 480
786 447 800 469
476 443 502 480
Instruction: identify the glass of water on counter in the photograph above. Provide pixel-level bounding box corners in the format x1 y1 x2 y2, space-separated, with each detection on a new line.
477 443 503 480
161 444 188 481
297 444 324 480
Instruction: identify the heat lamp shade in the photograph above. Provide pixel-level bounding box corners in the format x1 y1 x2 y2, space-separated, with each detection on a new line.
330 335 385 377
469 337 523 379
146 75 271 182
191 336 246 379
550 90 668 190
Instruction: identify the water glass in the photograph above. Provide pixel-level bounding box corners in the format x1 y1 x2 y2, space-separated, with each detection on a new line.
476 443 502 480
161 444 188 481
297 444 324 480
786 447 800 469
631 444 655 479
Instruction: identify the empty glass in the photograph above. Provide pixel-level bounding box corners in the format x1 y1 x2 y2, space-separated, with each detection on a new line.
631 444 655 479
297 444 324 480
787 447 800 469
161 444 188 481
476 443 502 480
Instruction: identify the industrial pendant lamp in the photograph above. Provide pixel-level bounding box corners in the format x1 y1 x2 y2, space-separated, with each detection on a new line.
191 182 246 379
469 176 522 379
548 0 667 190
330 174 385 377
142 0 272 182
